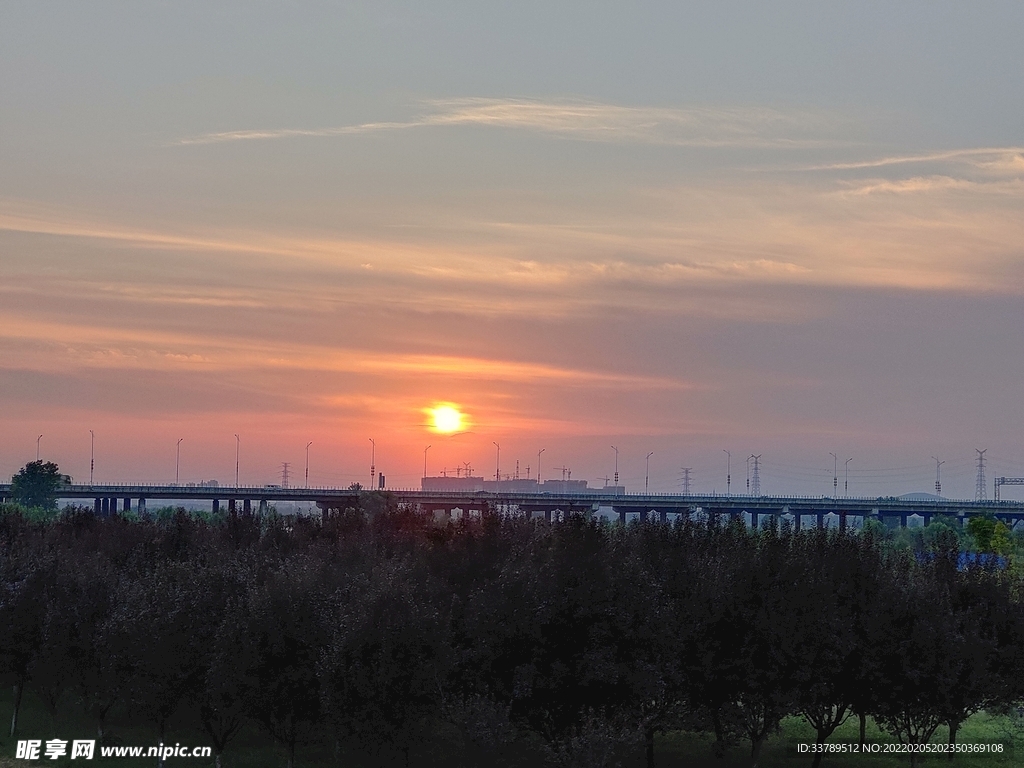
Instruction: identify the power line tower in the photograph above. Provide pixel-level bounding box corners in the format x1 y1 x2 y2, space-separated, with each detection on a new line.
681 467 692 495
975 449 987 500
281 462 291 489
750 454 762 497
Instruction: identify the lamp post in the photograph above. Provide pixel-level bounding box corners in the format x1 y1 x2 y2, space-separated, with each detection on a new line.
537 448 545 484
493 442 500 482
424 445 431 479
932 456 945 496
723 450 731 496
845 458 853 498
369 438 375 488
234 434 240 487
645 451 654 494
175 438 183 485
305 442 313 488
36 434 42 461
89 430 95 485
829 452 838 499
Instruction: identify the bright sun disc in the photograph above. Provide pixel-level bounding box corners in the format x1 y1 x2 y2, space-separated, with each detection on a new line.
429 405 464 434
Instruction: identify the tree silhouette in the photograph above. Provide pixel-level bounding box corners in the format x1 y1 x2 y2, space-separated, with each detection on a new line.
10 461 63 510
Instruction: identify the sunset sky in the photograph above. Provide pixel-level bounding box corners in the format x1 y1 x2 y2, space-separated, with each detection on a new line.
3 2 1023 498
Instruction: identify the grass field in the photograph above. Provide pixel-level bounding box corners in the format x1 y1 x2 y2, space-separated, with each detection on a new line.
1 685 1020 767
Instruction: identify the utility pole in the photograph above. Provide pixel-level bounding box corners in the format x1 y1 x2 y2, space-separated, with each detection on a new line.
369 438 375 488
176 438 183 485
611 446 619 488
645 452 654 494
844 458 852 498
234 434 240 487
36 434 42 461
281 462 291 488
723 450 731 496
89 430 95 485
976 449 987 500
932 456 944 496
424 444 431 478
537 448 545 483
305 442 312 488
829 452 838 499
681 467 692 495
493 442 500 482
751 454 762 497
746 455 751 495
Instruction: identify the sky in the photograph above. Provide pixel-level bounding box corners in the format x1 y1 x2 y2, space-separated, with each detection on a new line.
2 2 1023 499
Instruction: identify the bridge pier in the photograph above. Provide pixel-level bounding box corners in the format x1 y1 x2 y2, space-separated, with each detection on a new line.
259 499 268 516
101 497 110 515
212 499 220 515
123 497 131 512
94 498 102 514
138 498 146 515
243 499 252 515
228 499 236 515
816 514 824 529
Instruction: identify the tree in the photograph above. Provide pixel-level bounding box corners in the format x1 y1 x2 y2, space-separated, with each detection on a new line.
10 461 63 510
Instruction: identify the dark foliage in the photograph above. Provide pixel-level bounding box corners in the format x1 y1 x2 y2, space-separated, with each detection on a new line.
1 503 1023 767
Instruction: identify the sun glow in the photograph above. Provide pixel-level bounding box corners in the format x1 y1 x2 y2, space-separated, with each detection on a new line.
428 404 465 434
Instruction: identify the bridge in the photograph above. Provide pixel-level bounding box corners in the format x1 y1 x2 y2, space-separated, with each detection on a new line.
4 484 1024 530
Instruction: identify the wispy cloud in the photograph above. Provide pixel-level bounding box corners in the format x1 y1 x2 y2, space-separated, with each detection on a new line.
177 97 839 148
804 147 1024 171
0 313 687 391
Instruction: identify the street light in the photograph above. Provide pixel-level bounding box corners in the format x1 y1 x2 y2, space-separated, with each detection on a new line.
845 458 853 498
89 430 95 485
493 442 500 482
423 445 431 479
723 450 731 496
369 438 375 488
176 438 183 485
36 434 42 461
305 442 313 488
645 452 654 494
932 456 945 496
537 448 545 484
235 434 240 487
829 452 838 499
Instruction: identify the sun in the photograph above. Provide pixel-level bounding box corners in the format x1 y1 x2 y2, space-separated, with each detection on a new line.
428 404 465 434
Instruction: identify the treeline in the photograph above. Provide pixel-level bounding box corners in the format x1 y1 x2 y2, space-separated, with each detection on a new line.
1 504 1023 768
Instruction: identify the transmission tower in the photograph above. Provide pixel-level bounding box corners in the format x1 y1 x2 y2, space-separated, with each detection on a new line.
681 467 692 495
281 462 291 489
975 449 987 500
750 455 762 497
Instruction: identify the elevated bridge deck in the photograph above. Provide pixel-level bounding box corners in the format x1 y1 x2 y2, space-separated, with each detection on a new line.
3 484 1024 529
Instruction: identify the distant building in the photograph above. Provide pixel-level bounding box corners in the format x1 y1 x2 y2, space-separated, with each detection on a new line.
421 476 625 495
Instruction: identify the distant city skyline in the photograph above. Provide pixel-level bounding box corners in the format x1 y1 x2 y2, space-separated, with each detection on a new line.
3 3 1023 501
